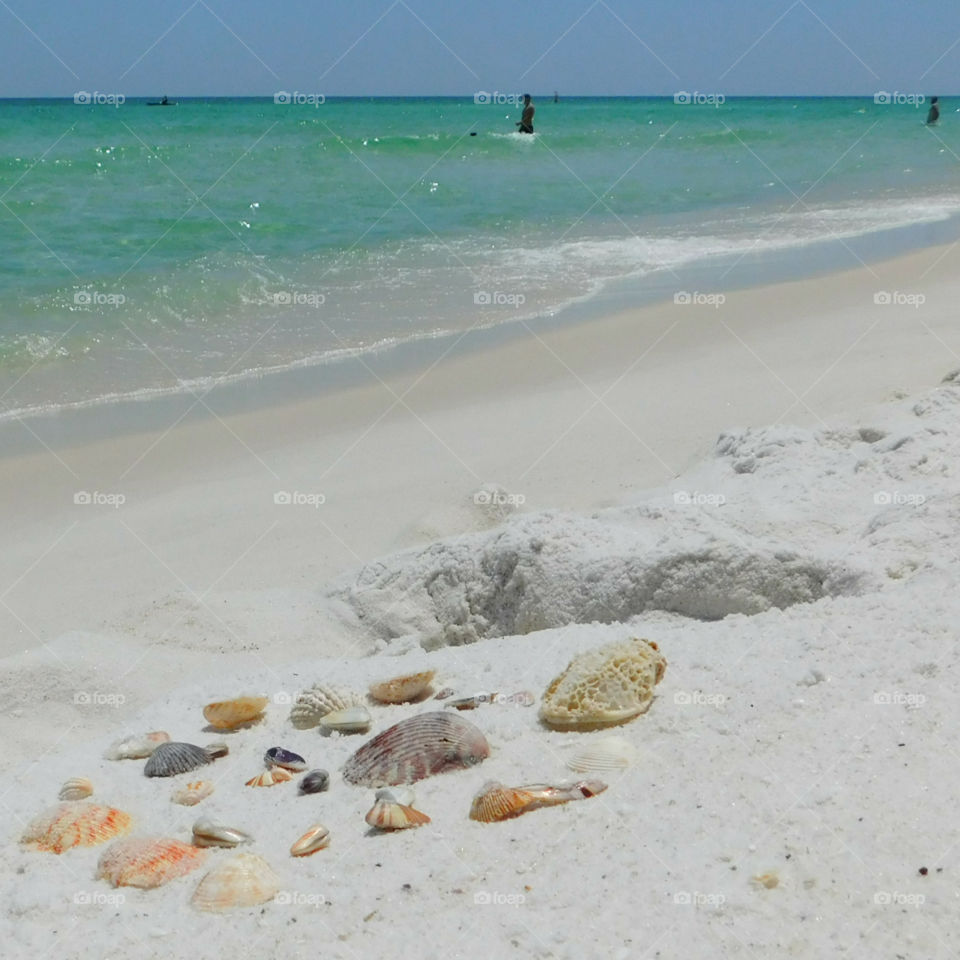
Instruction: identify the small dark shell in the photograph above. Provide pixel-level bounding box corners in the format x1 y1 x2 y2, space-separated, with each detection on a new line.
264 747 307 772
144 743 211 778
298 769 329 794
342 711 490 787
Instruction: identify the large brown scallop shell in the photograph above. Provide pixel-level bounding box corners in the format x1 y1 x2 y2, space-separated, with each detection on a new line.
96 837 207 888
342 711 490 787
20 802 133 854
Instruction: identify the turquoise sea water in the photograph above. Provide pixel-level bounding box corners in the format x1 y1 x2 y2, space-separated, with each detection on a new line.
2 95 959 420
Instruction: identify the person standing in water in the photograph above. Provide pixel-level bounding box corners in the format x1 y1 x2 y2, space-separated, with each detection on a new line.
516 94 535 134
926 96 940 125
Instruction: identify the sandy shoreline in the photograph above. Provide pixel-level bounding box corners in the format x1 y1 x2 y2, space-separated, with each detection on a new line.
3 241 960 956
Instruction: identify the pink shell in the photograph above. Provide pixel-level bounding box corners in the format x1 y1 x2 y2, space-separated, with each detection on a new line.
342 711 490 787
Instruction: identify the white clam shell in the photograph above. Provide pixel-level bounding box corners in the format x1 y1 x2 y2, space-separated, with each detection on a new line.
290 824 330 857
289 684 366 730
191 817 252 848
565 736 637 773
318 705 371 733
191 853 280 912
103 731 170 761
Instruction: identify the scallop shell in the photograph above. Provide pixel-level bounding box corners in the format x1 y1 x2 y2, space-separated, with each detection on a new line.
289 684 366 730
171 781 215 806
144 742 217 778
539 637 667 730
469 780 607 822
264 747 306 771
342 711 490 787
318 705 371 734
58 777 93 801
96 837 207 888
245 767 293 788
566 736 637 773
191 818 252 849
104 731 170 761
290 824 330 857
191 853 281 912
365 799 431 830
21 802 133 854
202 695 268 730
369 670 435 704
298 769 329 794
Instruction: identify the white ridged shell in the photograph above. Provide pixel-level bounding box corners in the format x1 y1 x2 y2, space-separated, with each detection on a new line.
191 853 280 912
103 731 170 761
566 736 636 773
288 684 366 730
58 777 93 801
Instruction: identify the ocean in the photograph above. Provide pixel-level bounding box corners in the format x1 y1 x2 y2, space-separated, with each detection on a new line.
2 95 959 423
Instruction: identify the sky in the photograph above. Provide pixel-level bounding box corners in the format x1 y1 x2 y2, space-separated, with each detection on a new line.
1 0 959 98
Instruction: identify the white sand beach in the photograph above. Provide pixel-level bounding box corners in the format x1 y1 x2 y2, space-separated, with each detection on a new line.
3 244 960 958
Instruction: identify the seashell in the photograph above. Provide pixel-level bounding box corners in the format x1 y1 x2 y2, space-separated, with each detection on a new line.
96 836 207 888
566 736 637 774
245 766 293 788
104 731 170 761
469 780 607 823
203 695 268 730
374 787 415 806
21 802 133 854
298 769 330 795
343 711 490 787
539 637 667 730
445 693 493 710
191 817 253 849
369 670 435 704
318 705 371 734
191 853 281 912
365 789 430 830
144 742 221 778
290 824 330 857
289 684 366 730
264 747 307 771
58 777 93 801
434 687 456 700
205 741 229 759
171 781 215 806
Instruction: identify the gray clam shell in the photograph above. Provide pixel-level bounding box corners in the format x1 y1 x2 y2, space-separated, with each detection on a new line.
144 742 212 778
298 769 330 794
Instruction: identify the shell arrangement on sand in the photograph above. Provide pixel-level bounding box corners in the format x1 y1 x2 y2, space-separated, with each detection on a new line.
288 684 366 730
191 853 281 912
96 837 208 889
290 824 330 857
469 780 607 823
539 637 667 730
21 802 133 854
144 742 226 778
343 711 490 787
369 670 435 704
365 789 431 830
202 696 269 730
58 777 93 801
171 781 215 806
104 731 170 761
566 736 637 774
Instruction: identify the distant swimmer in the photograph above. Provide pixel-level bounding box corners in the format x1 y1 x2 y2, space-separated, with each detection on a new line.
516 93 535 134
926 96 940 125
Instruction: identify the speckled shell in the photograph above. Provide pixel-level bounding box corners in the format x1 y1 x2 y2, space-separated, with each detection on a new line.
171 781 215 806
190 853 281 912
144 742 213 778
245 767 292 788
365 800 431 830
104 731 170 761
21 802 133 854
369 670 435 704
290 824 330 856
288 684 366 730
58 777 93 801
539 637 666 730
96 837 207 888
565 736 637 773
342 711 490 787
202 696 268 730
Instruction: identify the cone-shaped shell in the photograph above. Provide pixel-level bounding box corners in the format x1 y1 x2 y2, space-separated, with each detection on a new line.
469 780 607 822
343 711 490 787
369 670 435 704
104 731 170 761
245 767 292 788
21 802 133 854
96 837 207 888
289 684 365 730
539 637 666 730
171 781 215 806
191 818 252 849
365 800 431 830
202 696 268 730
144 742 213 778
318 705 371 734
191 853 280 912
58 777 93 801
290 824 330 857
566 736 637 773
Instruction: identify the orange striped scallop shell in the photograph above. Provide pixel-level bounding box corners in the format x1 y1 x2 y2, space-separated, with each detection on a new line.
96 837 208 889
20 802 133 854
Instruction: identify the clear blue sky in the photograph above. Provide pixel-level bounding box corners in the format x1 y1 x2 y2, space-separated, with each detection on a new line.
2 0 958 97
